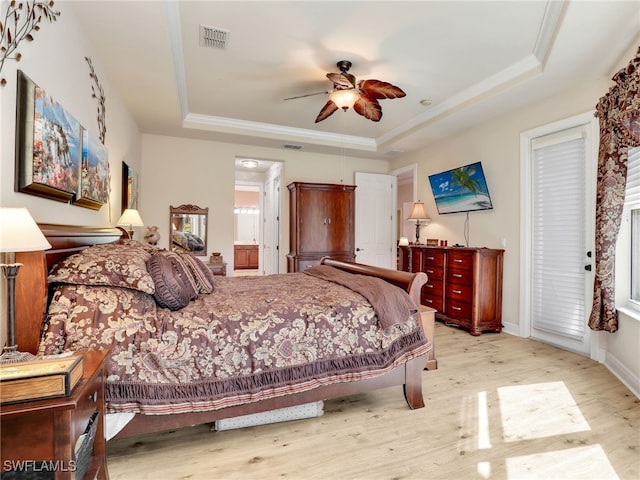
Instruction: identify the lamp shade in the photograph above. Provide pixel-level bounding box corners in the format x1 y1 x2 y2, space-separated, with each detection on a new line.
407 201 430 221
329 89 360 111
117 209 144 227
0 208 51 252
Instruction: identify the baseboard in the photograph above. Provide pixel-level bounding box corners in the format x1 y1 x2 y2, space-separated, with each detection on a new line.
604 351 640 399
501 321 520 336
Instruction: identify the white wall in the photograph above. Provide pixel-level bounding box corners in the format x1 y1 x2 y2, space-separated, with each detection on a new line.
0 4 142 225
389 43 640 395
140 134 389 273
0 3 141 348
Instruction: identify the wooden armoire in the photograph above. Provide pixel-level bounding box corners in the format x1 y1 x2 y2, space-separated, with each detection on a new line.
287 182 356 272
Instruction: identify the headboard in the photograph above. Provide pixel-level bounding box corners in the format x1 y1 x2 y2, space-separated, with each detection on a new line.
14 224 125 354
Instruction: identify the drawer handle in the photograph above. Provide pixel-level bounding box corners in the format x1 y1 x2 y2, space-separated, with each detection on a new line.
452 306 462 311
427 284 433 289
426 256 435 260
452 289 462 294
426 299 433 304
453 274 463 278
426 270 434 274
453 259 463 263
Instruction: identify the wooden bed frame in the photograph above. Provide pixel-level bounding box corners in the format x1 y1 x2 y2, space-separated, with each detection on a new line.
14 224 435 440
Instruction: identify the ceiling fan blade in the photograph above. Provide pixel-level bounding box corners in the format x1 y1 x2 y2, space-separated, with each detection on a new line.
327 72 356 88
353 96 382 122
315 100 339 123
283 90 331 100
358 79 406 99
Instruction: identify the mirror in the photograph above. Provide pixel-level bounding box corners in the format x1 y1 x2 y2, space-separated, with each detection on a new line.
170 204 208 256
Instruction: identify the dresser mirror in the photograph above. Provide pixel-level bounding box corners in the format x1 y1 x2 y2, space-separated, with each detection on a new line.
169 204 208 256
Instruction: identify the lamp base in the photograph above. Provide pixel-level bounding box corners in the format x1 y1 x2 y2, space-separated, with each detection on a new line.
414 222 422 245
0 345 38 364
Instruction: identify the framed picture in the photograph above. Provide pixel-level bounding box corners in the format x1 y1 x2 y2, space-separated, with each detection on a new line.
121 161 138 213
74 128 109 210
426 238 439 247
15 70 81 203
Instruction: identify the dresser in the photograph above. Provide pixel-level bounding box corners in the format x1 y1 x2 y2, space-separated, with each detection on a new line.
399 246 504 335
1 349 110 480
287 182 356 272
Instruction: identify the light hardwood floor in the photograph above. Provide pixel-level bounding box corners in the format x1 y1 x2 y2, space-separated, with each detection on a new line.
107 322 639 480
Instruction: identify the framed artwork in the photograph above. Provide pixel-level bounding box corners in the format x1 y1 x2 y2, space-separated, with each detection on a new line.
121 161 138 213
426 238 439 247
15 70 81 203
74 128 109 210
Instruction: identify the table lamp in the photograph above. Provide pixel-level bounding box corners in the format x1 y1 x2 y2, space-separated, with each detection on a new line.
0 208 52 363
117 208 144 238
407 201 431 245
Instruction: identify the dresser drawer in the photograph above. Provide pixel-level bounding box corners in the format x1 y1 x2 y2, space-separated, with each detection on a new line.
445 299 472 320
446 283 473 302
447 267 473 286
422 250 445 268
423 276 443 295
421 293 443 312
447 251 474 270
422 265 443 281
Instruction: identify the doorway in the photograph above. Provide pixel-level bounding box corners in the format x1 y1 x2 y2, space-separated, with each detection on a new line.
234 158 282 276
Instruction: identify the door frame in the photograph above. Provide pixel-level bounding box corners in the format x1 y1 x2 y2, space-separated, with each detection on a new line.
519 111 602 360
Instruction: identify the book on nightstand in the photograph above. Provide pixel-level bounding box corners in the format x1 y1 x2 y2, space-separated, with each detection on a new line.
0 354 84 404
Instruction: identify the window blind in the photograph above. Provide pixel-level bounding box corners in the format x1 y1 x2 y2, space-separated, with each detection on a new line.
626 147 640 206
531 133 586 339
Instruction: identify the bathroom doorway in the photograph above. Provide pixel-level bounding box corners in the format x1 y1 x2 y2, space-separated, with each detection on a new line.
234 158 282 276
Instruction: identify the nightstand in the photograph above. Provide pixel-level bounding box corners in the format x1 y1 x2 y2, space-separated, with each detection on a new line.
1 349 110 480
207 261 227 276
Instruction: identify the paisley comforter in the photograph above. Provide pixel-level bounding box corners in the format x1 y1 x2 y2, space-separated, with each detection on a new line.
39 247 429 415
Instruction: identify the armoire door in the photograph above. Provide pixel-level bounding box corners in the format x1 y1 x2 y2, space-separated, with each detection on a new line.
298 187 330 253
323 188 354 254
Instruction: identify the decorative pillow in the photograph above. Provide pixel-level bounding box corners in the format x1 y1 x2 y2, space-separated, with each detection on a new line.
48 241 155 294
179 254 215 294
159 250 199 300
146 252 198 310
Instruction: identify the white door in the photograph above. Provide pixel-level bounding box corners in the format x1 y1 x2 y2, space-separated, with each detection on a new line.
522 114 597 356
355 172 396 268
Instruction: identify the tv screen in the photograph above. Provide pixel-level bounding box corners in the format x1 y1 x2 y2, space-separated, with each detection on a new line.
428 162 493 214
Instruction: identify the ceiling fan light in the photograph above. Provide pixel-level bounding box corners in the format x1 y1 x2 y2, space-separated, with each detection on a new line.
330 89 359 111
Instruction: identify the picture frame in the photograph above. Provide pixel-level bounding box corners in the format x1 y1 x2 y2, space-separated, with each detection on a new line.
426 238 439 247
73 128 109 210
15 70 81 203
121 161 138 213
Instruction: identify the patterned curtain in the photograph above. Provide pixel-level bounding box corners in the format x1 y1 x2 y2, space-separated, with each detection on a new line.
589 46 640 332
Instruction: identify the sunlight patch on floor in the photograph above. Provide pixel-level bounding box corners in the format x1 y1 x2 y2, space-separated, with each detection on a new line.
498 381 590 441
506 444 619 479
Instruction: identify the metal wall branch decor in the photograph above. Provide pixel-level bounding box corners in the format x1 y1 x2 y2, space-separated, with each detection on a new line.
85 56 106 143
0 0 61 86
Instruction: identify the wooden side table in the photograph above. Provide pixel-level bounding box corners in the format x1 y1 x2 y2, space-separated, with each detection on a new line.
1 349 110 479
207 261 227 276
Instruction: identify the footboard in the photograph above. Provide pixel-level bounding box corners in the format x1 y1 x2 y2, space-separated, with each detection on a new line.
320 257 427 307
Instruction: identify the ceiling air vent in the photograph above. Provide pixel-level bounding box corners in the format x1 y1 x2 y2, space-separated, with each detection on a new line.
283 144 303 150
199 25 229 49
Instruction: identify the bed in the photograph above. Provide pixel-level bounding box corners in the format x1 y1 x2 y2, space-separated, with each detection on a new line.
14 224 435 440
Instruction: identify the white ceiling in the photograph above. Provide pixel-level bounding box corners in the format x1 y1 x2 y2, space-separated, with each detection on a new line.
68 1 639 160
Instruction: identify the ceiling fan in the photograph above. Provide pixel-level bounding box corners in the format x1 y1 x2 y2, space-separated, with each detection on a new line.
284 60 406 123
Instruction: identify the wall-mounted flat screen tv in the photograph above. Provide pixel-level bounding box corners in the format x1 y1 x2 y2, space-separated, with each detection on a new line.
428 161 493 214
